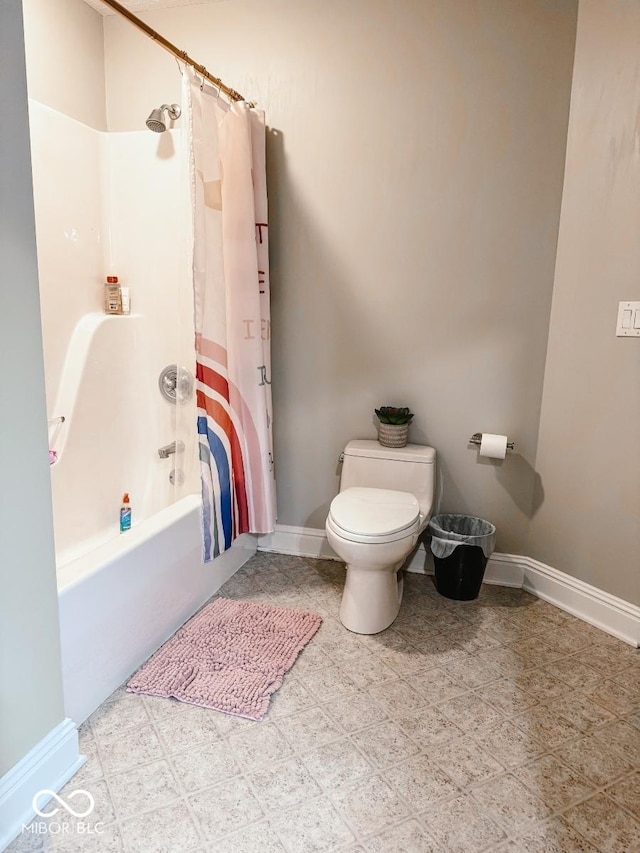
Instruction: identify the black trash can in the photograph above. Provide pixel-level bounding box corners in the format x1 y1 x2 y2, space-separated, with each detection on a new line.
427 514 496 601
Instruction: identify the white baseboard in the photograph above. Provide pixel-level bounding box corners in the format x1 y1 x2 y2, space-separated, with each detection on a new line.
519 555 639 648
484 553 527 588
258 524 339 561
258 525 640 647
0 718 84 852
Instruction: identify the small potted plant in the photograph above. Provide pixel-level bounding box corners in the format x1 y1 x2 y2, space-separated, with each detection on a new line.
375 406 414 448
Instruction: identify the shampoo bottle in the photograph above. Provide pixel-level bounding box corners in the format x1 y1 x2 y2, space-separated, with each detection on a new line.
120 493 132 533
104 276 121 314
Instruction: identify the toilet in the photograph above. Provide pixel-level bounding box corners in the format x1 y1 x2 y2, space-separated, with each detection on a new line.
326 439 436 634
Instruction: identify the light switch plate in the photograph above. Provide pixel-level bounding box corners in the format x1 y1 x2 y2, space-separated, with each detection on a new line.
616 301 640 337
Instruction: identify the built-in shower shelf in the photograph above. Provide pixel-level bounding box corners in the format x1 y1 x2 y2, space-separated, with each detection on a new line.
49 312 144 463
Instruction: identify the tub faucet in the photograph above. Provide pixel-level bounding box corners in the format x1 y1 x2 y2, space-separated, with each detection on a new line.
157 440 184 459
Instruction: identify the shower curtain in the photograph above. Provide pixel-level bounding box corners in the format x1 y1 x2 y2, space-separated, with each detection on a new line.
186 70 276 561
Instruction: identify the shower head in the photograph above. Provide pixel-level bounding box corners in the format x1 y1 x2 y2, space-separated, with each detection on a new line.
146 103 181 133
146 108 166 133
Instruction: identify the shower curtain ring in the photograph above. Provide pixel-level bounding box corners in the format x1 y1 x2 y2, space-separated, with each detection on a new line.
174 55 184 76
200 68 206 90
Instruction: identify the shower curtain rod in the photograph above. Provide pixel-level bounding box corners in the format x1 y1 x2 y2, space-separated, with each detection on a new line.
97 0 247 103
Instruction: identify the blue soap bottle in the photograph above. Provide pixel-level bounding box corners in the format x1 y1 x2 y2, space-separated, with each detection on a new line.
120 493 132 533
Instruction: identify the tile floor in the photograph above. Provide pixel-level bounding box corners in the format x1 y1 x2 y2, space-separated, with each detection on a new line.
8 552 640 853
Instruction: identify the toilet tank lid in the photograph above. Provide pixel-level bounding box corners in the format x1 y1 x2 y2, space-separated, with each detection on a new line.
344 440 436 464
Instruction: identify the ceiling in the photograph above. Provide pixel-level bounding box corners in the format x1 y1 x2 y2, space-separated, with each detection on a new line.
82 0 221 15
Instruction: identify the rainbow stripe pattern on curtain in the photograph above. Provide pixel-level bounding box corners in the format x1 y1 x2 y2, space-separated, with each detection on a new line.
187 70 276 561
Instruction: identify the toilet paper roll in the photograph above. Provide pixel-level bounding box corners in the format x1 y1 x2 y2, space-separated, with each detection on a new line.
479 433 508 460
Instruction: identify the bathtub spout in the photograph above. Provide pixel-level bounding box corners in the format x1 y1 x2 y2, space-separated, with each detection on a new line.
158 440 184 459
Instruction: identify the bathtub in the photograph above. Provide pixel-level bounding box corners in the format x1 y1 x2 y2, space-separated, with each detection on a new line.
27 107 252 724
58 494 256 723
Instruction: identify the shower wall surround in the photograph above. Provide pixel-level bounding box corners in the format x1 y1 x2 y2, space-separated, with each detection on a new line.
28 103 104 415
28 100 199 558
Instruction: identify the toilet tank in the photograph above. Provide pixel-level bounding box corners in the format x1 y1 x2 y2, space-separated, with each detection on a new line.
340 440 436 517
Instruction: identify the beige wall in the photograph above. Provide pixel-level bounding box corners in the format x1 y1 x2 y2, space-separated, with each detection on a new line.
105 0 577 554
527 0 640 605
0 0 65 776
22 0 106 130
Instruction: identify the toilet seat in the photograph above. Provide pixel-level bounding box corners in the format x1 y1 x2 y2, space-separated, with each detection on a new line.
328 487 420 544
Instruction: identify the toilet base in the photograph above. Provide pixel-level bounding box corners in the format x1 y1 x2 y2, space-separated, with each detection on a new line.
339 563 404 634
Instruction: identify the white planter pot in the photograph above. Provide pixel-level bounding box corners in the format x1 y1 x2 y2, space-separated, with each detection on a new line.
377 422 409 448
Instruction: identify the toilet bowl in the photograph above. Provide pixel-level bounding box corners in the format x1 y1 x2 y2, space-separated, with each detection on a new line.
325 441 436 634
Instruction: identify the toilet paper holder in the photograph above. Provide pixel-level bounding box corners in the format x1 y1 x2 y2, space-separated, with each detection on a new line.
469 433 515 451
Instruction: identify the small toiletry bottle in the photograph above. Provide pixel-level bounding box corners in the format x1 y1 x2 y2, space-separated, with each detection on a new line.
120 280 131 315
120 493 132 533
104 276 121 314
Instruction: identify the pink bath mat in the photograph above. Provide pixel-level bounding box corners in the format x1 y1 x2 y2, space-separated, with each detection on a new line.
127 597 323 721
